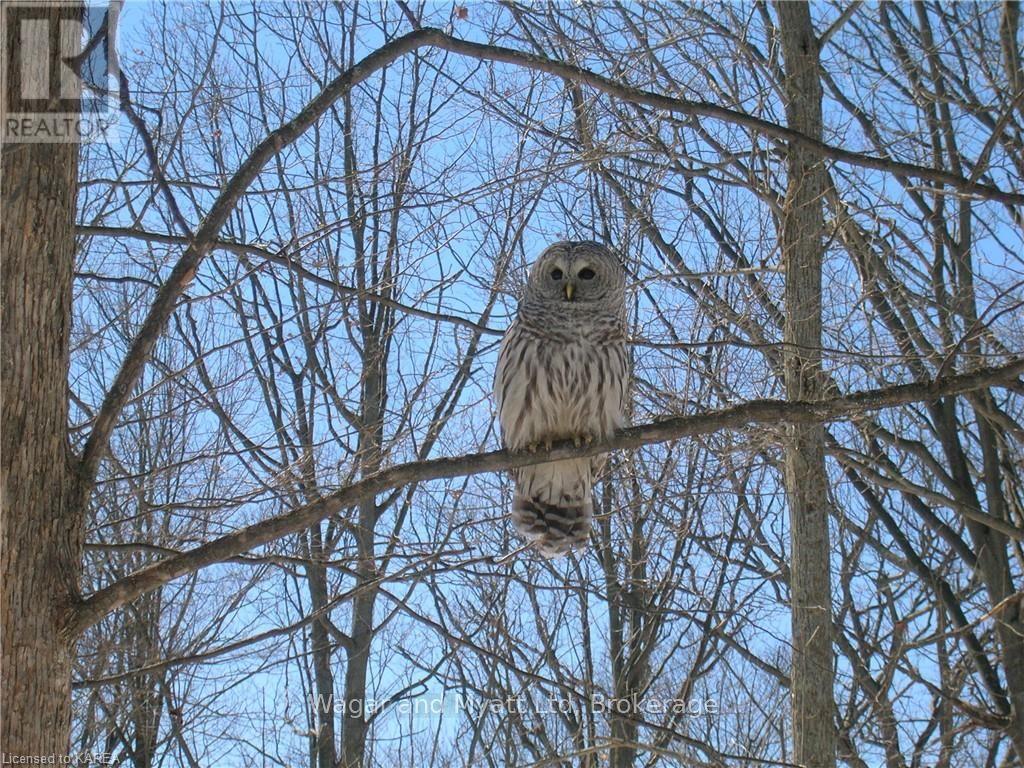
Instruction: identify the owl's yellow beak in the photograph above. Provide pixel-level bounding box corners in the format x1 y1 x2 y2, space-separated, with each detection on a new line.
564 282 575 301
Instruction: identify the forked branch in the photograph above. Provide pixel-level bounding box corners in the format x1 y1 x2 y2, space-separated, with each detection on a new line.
79 27 1024 484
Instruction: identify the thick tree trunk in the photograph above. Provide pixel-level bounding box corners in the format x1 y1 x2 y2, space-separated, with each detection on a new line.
1 4 83 752
774 5 838 768
338 336 384 768
306 528 338 768
339 578 377 768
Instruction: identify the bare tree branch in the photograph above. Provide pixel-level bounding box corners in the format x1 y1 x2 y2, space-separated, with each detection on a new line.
79 26 1024 486
77 225 503 336
71 357 1024 633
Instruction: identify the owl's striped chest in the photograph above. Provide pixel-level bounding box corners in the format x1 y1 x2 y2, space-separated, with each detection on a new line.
538 334 625 437
535 338 599 403
495 321 627 448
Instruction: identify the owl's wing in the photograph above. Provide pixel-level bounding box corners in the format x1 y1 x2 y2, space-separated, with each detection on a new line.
493 322 516 411
493 321 526 448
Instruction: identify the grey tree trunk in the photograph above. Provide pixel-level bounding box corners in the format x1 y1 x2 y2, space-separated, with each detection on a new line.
1 5 83 754
338 329 385 768
774 5 838 767
336 95 389 760
306 529 339 768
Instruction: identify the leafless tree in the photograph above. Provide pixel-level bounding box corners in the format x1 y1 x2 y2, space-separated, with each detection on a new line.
3 2 1023 767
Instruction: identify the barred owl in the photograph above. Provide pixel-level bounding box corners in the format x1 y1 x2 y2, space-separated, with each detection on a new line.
494 241 630 557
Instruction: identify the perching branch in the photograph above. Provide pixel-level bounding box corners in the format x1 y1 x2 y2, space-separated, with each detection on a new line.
71 357 1024 634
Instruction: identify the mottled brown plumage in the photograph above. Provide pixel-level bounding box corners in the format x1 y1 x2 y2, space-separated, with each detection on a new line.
494 241 629 557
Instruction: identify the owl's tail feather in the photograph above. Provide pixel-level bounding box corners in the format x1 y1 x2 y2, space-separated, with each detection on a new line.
511 491 592 558
512 493 593 561
509 458 595 558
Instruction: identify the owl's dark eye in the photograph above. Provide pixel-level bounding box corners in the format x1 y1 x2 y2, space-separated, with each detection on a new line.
550 268 564 280
578 267 596 280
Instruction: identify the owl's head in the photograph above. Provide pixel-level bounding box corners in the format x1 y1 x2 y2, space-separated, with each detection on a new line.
524 241 625 312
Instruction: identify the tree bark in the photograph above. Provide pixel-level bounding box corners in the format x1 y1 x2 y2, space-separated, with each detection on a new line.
338 328 386 768
774 5 838 767
1 5 83 756
306 526 339 768
336 86 389 765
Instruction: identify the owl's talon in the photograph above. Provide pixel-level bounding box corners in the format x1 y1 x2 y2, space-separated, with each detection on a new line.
573 433 595 448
